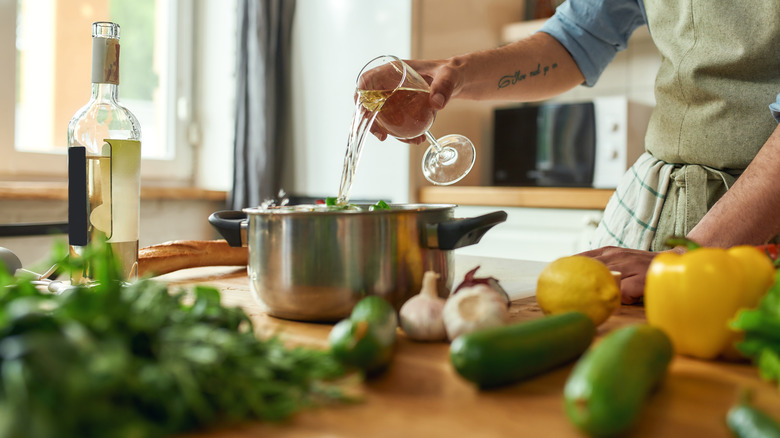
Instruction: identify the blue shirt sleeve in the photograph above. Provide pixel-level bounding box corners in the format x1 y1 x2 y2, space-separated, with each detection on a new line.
771 93 780 122
539 0 647 86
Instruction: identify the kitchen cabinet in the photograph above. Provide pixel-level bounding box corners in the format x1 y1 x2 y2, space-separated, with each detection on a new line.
420 185 614 209
452 205 603 262
421 186 613 262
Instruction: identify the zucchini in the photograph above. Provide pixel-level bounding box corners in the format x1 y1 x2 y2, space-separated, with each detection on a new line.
727 390 780 438
449 311 595 388
564 324 673 437
329 296 398 373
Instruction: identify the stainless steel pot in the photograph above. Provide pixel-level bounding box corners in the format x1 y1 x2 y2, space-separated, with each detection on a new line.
209 204 506 322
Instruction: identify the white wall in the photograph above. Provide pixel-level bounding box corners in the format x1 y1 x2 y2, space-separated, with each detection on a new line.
194 0 413 203
287 0 412 203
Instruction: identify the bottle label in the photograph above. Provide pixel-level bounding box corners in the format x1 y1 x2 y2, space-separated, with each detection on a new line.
91 37 120 85
68 146 89 246
68 140 140 247
103 139 141 242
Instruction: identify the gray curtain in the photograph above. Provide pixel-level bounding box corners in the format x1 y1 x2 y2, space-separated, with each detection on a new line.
231 0 296 209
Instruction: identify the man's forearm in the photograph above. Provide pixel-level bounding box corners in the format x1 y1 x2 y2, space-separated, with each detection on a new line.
688 124 780 246
447 32 585 102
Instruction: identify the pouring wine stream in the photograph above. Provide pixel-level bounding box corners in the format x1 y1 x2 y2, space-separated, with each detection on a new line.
336 55 476 205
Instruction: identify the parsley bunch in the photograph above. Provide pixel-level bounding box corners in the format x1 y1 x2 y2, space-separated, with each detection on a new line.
0 239 348 438
731 268 780 386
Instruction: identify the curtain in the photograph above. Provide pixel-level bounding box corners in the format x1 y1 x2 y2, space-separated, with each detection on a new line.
231 0 296 209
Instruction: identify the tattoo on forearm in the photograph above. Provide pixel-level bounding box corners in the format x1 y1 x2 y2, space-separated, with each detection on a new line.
498 62 558 89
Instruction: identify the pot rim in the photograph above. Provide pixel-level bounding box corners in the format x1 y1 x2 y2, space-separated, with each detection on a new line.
242 203 457 216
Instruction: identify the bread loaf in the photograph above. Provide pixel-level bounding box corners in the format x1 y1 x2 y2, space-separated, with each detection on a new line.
138 240 248 277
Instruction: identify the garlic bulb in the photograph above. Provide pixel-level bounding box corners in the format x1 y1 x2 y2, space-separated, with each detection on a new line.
442 284 510 341
399 271 448 342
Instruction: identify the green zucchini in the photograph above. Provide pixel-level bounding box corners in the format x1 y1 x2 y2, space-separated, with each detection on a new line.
329 296 398 373
727 390 780 438
564 324 673 437
449 311 595 389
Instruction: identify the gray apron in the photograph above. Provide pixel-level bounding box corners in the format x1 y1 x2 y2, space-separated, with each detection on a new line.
591 0 780 250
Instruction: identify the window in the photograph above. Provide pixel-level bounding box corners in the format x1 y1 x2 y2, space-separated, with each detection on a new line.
0 0 195 183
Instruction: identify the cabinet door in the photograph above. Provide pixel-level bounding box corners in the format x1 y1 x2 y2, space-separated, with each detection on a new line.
453 205 602 262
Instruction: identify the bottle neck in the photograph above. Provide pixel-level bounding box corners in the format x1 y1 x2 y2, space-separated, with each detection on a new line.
91 82 119 102
91 35 120 86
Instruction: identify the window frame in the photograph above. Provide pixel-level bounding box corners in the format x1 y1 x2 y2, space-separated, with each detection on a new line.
0 0 196 184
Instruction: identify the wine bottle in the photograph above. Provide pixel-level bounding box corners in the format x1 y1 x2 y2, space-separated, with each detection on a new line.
67 21 142 283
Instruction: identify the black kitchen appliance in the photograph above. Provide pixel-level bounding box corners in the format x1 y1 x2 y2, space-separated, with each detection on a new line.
492 101 596 187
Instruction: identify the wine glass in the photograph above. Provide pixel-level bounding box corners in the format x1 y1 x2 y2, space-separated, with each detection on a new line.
356 55 476 185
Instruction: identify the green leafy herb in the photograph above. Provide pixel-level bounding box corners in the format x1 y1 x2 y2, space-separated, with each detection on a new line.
323 197 355 211
323 197 390 212
726 388 780 437
0 238 352 438
731 268 780 386
370 200 391 211
665 236 702 251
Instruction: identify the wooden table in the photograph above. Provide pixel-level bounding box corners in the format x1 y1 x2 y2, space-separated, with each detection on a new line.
159 256 780 438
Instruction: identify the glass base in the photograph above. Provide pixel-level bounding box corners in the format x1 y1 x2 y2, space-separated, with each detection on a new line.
421 134 476 185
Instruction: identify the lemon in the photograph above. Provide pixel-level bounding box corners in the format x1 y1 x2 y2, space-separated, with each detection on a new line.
535 255 621 327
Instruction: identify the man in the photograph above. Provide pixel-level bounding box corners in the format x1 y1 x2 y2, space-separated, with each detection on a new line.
384 0 780 303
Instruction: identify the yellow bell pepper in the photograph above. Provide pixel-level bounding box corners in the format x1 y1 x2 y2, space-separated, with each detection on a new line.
645 245 775 360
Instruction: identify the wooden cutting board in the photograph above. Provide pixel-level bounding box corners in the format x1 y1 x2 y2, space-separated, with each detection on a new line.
159 264 780 438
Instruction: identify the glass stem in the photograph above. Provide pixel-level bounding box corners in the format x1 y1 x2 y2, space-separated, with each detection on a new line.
425 131 443 152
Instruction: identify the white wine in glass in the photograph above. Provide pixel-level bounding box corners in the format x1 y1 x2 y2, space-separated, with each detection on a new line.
362 55 475 186
339 55 475 200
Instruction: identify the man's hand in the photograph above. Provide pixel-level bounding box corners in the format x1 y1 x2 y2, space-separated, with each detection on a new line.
404 58 464 111
368 32 585 143
366 58 458 144
577 246 664 305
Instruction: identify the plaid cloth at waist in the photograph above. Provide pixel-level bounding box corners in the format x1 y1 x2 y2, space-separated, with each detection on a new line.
590 153 736 251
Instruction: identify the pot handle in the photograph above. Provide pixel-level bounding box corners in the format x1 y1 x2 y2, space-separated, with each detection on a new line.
426 210 508 250
208 210 248 247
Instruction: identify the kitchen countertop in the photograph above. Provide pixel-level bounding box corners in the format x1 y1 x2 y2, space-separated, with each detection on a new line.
156 255 780 438
0 181 227 201
419 186 614 210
